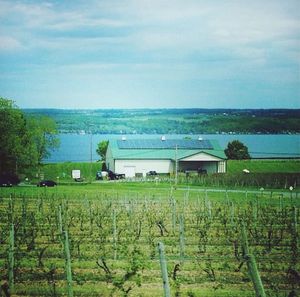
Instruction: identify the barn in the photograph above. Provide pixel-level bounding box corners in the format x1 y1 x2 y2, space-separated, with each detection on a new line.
106 137 226 177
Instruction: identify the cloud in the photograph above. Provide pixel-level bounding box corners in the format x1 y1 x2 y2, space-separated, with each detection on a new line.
0 35 23 51
1 0 299 59
0 0 299 108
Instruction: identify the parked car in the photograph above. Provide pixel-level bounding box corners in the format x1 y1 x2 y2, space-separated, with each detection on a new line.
96 171 103 180
74 178 84 182
147 170 157 176
108 170 125 180
37 180 57 187
0 173 20 187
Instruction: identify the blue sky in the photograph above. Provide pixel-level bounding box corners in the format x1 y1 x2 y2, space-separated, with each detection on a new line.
0 0 299 109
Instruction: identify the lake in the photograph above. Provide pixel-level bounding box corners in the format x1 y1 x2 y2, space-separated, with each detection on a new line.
45 134 300 163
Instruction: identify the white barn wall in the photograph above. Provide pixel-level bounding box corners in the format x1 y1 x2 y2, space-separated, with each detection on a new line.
115 159 173 176
106 146 115 172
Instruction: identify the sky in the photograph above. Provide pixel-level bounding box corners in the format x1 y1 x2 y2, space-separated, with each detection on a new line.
0 0 299 109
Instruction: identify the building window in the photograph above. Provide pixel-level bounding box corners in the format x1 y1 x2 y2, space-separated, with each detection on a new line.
218 161 226 173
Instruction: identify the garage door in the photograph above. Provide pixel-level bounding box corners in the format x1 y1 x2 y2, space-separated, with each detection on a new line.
123 166 136 178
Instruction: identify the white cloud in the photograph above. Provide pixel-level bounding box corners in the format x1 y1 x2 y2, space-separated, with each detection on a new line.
0 0 299 108
0 35 23 51
1 0 299 60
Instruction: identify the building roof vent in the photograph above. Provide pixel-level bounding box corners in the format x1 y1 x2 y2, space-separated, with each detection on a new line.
161 135 166 141
121 136 127 141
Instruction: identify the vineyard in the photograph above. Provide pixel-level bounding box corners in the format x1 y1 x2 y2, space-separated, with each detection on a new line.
0 185 299 296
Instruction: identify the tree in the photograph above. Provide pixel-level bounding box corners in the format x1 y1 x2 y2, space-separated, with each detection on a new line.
0 97 59 177
0 98 36 175
225 140 250 160
28 116 60 166
96 140 109 161
96 140 109 170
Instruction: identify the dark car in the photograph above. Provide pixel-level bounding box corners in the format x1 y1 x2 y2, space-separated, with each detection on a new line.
74 178 84 182
96 171 103 180
147 171 157 176
37 180 57 187
197 169 207 175
0 174 20 187
108 170 125 180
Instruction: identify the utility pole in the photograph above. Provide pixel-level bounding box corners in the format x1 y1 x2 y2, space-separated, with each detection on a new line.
84 121 94 183
90 129 93 181
175 144 178 188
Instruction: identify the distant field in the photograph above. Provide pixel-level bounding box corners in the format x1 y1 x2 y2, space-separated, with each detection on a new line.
34 159 300 189
40 159 300 182
227 159 300 173
24 108 300 134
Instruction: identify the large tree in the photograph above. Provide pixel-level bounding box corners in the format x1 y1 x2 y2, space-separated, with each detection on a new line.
96 140 109 161
225 140 251 160
0 98 35 175
28 116 60 166
0 97 59 176
96 140 109 170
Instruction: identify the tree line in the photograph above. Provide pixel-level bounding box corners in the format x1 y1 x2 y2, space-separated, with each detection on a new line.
24 108 300 134
0 97 59 179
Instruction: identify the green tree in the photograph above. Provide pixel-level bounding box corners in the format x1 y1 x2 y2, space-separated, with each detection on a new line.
0 97 59 177
0 98 36 175
96 140 109 161
225 140 251 160
96 140 109 171
28 116 60 166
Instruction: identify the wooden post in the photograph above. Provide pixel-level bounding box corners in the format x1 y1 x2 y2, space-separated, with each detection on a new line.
279 194 283 213
158 242 171 297
207 200 212 219
58 206 63 240
89 200 93 235
21 195 27 236
8 194 14 224
245 254 266 297
230 201 235 225
112 209 117 260
172 198 176 234
8 224 14 294
179 214 185 262
241 224 266 297
63 231 73 297
291 206 298 268
252 203 257 224
293 207 298 231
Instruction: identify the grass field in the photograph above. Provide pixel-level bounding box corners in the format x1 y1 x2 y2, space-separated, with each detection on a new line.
39 159 300 182
34 159 300 190
0 183 299 296
227 159 300 174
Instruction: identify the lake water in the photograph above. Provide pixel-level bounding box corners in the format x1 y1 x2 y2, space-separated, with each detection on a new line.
45 134 300 163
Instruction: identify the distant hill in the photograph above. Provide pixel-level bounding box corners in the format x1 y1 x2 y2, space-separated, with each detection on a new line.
23 108 300 134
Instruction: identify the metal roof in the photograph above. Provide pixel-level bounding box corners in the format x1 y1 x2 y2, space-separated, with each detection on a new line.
117 139 213 150
109 138 226 160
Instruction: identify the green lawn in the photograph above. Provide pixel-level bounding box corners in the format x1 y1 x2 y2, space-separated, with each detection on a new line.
227 159 300 173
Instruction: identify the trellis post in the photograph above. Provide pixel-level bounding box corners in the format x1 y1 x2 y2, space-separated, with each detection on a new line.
241 224 266 297
8 223 15 294
63 231 73 297
158 242 171 297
